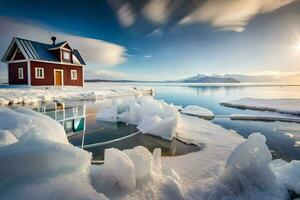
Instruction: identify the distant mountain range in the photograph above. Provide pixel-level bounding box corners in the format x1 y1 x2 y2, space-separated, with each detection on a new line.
179 74 240 83
85 74 240 83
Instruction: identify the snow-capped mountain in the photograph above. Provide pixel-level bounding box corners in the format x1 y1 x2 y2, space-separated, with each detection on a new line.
180 74 240 83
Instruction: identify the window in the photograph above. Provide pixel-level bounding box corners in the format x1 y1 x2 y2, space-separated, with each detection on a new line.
71 70 77 80
18 68 24 79
63 51 70 60
35 68 44 79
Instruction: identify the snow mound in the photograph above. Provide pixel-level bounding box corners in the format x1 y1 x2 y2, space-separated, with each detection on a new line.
182 105 214 118
91 146 183 200
0 107 108 200
221 98 300 115
97 96 180 140
202 133 288 199
0 107 68 144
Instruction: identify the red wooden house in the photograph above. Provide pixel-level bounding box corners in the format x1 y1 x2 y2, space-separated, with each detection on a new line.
1 37 85 86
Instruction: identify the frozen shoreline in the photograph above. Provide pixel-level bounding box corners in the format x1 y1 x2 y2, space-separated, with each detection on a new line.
0 83 153 105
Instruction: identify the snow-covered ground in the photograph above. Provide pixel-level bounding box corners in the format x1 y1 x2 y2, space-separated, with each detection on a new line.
0 83 153 105
1 96 300 199
221 98 300 115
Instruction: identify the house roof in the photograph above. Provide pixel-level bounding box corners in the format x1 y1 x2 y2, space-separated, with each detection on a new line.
1 37 85 65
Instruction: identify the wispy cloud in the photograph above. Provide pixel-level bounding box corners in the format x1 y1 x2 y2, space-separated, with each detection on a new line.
0 17 127 67
179 0 295 32
116 3 136 27
142 0 171 24
143 55 153 58
146 28 163 37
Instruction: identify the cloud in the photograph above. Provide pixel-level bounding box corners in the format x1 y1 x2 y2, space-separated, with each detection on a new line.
179 0 295 32
0 17 127 67
116 3 136 27
84 69 151 80
143 55 152 58
146 28 163 37
142 0 171 24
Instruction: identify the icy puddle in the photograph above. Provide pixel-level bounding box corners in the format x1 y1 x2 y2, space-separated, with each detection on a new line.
28 98 200 160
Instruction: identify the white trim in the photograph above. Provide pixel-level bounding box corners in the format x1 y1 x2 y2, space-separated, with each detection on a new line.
27 61 31 85
35 67 44 79
6 59 84 66
18 67 24 79
71 70 77 80
10 48 18 61
47 41 68 50
54 69 64 86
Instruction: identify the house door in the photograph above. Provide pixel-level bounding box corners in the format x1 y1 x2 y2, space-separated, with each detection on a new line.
54 70 63 86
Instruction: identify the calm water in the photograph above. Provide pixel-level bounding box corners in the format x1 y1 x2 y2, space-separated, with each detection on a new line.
30 84 300 161
152 84 300 161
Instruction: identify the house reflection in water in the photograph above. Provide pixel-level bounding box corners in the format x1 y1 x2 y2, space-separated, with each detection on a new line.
34 102 86 136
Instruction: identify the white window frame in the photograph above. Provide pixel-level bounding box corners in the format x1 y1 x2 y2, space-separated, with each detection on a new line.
71 70 77 80
18 67 24 79
63 51 71 60
35 67 44 79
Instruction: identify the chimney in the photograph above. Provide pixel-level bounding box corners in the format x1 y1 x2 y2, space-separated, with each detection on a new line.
51 36 56 45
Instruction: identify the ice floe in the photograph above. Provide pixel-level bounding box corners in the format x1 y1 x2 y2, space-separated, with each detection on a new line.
230 114 300 123
221 98 300 115
182 105 214 119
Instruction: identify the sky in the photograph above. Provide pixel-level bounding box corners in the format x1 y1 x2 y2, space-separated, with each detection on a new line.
0 0 300 82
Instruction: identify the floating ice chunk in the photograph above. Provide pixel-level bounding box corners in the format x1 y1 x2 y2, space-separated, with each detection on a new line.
96 96 180 140
0 130 18 148
270 159 300 194
96 106 118 123
221 98 300 115
123 146 153 179
182 105 214 118
104 148 136 190
138 116 177 140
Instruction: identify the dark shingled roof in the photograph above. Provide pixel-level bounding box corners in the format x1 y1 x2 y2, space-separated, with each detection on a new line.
2 37 85 65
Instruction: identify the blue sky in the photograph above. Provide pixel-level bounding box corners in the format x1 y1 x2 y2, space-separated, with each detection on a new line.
1 0 300 81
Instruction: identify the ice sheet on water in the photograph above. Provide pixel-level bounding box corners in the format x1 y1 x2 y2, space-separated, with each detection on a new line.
182 105 214 118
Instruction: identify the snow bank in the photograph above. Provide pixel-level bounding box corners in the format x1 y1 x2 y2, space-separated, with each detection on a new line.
91 146 184 200
182 105 214 119
221 98 300 115
0 107 68 144
0 82 153 106
97 96 180 140
0 107 108 200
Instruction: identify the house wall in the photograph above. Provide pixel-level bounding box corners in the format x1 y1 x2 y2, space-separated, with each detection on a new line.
30 61 83 86
8 62 28 85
